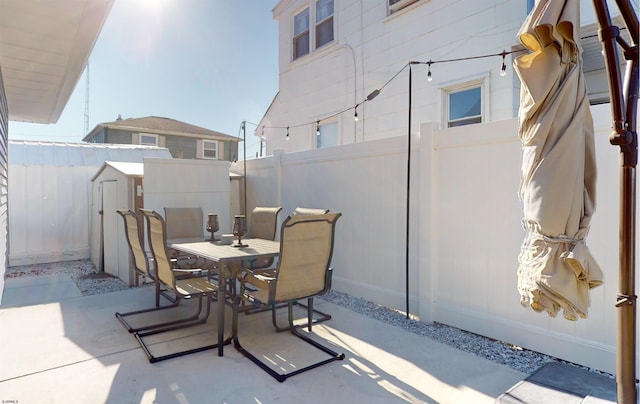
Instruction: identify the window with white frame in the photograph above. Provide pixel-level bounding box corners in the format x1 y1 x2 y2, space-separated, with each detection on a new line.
202 140 218 159
293 8 310 60
316 121 338 148
445 83 483 127
292 0 334 61
388 0 420 15
139 133 158 146
315 0 334 48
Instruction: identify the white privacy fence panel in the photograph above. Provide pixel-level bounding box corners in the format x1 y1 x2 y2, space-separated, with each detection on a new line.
143 158 232 233
8 141 171 266
244 137 421 314
241 104 638 375
428 115 622 374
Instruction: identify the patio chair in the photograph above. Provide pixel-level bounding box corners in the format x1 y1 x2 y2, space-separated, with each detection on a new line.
132 209 224 363
232 213 344 382
243 207 332 330
292 207 329 215
115 209 194 333
164 207 206 269
246 206 282 270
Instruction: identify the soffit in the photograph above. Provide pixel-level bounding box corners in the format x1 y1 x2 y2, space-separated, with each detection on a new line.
0 0 114 123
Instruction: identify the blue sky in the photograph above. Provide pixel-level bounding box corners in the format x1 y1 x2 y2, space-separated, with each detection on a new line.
8 0 279 160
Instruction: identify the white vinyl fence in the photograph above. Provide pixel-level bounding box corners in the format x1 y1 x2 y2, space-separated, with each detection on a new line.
8 142 171 266
235 103 639 375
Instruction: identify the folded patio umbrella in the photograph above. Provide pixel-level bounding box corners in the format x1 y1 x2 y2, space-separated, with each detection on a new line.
514 0 604 321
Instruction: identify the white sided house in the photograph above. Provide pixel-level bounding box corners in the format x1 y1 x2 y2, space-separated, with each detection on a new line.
259 0 628 153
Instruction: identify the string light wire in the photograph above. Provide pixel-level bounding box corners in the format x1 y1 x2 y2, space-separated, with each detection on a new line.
258 47 528 137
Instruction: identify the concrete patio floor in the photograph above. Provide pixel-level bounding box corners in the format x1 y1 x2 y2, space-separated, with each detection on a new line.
0 274 529 403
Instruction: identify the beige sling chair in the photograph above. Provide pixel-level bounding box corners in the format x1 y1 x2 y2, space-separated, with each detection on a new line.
130 209 224 363
163 207 202 268
115 209 200 333
242 207 332 330
233 213 344 382
244 206 282 271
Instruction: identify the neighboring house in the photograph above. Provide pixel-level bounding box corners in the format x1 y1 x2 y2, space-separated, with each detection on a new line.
83 116 240 161
259 0 624 155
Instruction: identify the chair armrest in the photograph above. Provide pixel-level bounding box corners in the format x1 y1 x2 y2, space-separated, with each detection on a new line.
252 273 276 282
320 267 333 295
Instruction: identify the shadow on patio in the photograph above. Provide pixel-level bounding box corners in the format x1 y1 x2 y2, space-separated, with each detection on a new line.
0 274 525 403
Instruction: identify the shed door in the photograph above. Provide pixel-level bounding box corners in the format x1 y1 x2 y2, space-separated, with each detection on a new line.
102 181 119 277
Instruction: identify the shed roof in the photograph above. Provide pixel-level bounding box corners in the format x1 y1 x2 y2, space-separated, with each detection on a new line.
91 161 144 181
83 116 239 142
9 140 172 166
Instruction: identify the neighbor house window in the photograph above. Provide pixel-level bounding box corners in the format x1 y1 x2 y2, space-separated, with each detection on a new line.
316 121 338 149
446 84 483 127
139 133 158 146
315 0 334 48
388 0 420 15
293 8 310 60
202 140 218 159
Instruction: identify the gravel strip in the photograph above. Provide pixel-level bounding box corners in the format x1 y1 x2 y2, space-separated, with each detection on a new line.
5 259 131 295
5 259 614 379
318 290 614 379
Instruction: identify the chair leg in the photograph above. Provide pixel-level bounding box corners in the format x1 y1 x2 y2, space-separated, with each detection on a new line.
115 288 198 334
115 300 183 333
133 293 229 363
271 298 332 332
233 299 344 382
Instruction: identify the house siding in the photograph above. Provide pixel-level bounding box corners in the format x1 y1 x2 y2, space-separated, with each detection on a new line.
0 68 8 301
265 0 612 155
265 0 525 155
105 128 133 144
90 127 237 161
165 135 197 159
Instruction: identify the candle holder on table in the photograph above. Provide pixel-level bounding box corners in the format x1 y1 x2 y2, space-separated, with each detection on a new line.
206 213 219 241
232 215 248 247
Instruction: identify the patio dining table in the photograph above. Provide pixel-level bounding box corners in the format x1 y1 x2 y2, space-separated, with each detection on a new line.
168 238 280 356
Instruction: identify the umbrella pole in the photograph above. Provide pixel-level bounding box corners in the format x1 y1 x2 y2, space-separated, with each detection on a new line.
592 1 638 402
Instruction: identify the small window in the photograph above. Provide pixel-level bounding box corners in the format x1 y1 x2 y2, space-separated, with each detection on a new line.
139 133 158 146
447 86 482 127
316 121 338 148
388 0 419 14
202 140 218 159
293 8 310 60
315 0 333 48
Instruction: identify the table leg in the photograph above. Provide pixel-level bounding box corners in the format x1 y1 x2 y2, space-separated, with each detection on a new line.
217 264 226 356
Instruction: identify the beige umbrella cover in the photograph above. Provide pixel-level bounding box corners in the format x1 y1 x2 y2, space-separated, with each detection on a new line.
515 0 604 321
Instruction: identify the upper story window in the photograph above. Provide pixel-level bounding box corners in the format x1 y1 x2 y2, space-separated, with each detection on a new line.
139 133 158 146
293 8 310 59
292 0 334 61
445 83 483 128
202 140 218 159
315 0 334 48
388 0 420 15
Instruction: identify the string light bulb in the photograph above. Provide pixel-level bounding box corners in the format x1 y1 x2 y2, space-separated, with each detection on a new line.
500 50 507 77
427 60 433 82
354 107 359 122
316 120 320 136
286 126 290 141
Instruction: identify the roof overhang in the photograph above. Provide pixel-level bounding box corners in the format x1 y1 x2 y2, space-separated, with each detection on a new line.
0 0 114 123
